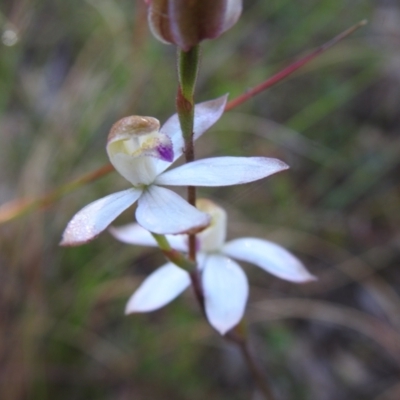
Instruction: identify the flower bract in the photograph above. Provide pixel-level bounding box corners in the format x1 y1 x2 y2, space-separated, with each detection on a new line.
110 199 316 334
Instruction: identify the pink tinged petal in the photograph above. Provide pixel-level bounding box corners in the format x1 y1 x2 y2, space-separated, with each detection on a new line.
135 185 211 234
155 157 289 187
202 254 248 335
125 263 191 313
109 222 188 252
154 95 228 175
60 188 143 246
222 238 316 283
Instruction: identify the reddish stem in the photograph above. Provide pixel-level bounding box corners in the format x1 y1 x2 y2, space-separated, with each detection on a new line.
225 19 367 112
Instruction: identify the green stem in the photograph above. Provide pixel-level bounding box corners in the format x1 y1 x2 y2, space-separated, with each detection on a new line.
176 45 201 262
176 45 200 146
178 45 200 102
151 233 195 271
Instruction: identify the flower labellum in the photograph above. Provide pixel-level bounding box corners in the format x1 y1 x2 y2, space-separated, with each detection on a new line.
147 0 243 51
110 199 316 335
108 116 173 163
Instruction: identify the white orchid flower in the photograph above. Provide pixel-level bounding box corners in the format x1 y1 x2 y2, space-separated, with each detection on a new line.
110 199 316 335
61 95 288 245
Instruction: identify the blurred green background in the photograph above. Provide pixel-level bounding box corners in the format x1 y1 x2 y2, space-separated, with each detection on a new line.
1 0 400 399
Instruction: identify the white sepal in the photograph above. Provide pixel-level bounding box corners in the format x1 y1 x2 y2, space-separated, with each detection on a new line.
60 188 142 246
109 222 188 251
155 157 288 187
222 238 316 283
135 185 210 234
154 95 228 175
109 223 157 247
202 254 248 335
125 263 191 313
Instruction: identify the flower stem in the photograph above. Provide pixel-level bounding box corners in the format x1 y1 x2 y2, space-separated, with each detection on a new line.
226 322 277 400
187 267 275 398
225 19 367 112
189 269 205 314
178 45 200 103
176 45 201 263
151 233 195 271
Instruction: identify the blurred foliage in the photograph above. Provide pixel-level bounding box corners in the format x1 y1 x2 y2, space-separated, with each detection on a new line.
1 0 400 399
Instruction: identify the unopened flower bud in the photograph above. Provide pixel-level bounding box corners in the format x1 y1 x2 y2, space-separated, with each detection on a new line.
147 0 242 51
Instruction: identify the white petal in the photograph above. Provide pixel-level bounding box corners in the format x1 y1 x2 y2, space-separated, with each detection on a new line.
153 95 228 175
125 263 191 313
60 188 142 246
155 157 288 186
108 153 159 186
192 95 228 142
135 185 210 234
109 222 188 251
222 238 316 283
202 254 248 335
109 223 157 246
